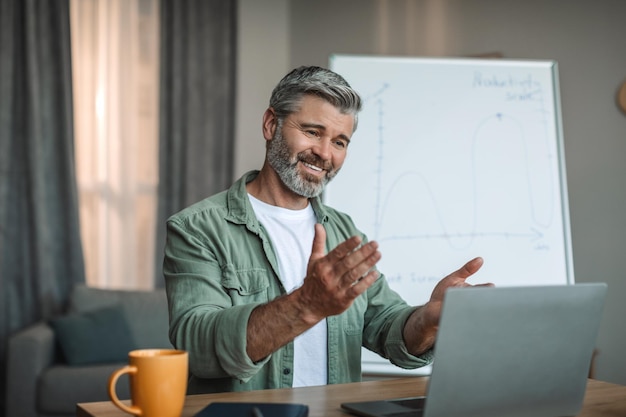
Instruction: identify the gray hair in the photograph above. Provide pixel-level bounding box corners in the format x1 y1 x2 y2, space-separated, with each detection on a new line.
269 66 363 132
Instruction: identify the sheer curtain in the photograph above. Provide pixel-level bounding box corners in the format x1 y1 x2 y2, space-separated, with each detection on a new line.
70 0 236 289
70 0 160 289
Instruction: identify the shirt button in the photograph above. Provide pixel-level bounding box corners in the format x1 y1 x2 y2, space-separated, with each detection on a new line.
283 367 291 375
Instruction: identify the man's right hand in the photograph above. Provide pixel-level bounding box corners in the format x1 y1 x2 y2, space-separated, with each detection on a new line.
294 223 381 323
246 223 381 362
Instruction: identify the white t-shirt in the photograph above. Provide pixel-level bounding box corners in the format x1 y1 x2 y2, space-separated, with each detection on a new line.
248 194 328 387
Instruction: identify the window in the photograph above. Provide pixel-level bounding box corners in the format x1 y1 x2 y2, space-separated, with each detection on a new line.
70 0 159 289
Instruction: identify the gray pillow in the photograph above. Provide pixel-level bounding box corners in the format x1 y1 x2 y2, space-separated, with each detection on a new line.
50 305 135 365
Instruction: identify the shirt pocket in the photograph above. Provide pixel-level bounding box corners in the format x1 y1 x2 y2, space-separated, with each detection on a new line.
221 264 271 305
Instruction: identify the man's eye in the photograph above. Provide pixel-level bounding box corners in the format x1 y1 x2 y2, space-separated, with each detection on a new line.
333 140 348 149
305 130 320 137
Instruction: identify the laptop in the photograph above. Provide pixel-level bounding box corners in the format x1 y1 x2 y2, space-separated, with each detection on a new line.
341 283 607 417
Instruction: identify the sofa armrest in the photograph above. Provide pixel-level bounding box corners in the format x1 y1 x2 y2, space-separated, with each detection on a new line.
6 322 57 417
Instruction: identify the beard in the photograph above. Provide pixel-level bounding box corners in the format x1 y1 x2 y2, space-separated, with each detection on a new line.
267 127 339 198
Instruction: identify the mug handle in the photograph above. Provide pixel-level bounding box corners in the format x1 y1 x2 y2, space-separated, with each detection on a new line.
108 365 141 416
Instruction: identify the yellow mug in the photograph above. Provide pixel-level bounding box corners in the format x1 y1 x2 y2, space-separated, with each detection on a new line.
108 349 188 417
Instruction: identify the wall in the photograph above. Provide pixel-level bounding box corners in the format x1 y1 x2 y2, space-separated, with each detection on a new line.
237 0 626 385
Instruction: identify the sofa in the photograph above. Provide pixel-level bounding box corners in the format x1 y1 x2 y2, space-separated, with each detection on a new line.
6 285 172 417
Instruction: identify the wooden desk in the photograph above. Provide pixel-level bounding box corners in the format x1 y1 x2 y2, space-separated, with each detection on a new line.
77 377 626 417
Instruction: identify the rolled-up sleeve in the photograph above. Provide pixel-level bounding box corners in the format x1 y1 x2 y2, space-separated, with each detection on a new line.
361 273 434 369
163 217 271 382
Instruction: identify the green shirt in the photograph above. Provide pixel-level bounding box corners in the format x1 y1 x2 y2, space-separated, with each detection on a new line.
163 171 433 393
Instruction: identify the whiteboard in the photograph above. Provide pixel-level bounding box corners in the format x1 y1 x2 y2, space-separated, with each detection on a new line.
326 55 574 375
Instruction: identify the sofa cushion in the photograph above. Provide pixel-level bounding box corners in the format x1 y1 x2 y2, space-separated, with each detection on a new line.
50 305 135 365
38 363 130 414
68 285 172 349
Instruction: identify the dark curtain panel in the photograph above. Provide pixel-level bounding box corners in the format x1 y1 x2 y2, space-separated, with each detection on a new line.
154 0 237 287
0 0 85 413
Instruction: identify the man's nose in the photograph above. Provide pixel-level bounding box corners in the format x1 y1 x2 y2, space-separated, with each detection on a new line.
311 138 332 160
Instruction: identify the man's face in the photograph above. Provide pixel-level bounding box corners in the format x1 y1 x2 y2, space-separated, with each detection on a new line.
267 95 355 198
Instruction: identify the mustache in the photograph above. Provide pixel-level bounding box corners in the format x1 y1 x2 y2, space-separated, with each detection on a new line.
297 151 334 172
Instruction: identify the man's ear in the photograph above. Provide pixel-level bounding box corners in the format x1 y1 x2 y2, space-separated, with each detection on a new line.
262 107 277 141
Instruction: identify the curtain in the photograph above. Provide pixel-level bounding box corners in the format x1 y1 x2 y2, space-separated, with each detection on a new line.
154 0 237 287
0 0 85 413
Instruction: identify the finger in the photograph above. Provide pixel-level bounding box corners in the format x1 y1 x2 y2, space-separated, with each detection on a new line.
448 256 484 281
309 223 327 262
340 242 381 283
325 234 364 263
347 269 379 296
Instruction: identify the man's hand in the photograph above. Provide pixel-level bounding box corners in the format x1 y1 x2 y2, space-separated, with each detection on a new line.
294 223 381 322
403 257 492 356
246 223 381 362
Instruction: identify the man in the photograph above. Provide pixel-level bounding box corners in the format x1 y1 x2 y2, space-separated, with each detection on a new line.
163 66 490 394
